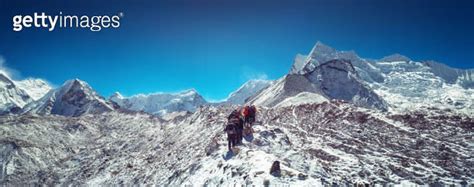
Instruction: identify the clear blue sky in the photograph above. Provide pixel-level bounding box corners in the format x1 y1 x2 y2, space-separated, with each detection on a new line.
0 0 473 101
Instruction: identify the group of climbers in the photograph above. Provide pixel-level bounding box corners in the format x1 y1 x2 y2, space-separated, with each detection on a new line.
224 105 257 152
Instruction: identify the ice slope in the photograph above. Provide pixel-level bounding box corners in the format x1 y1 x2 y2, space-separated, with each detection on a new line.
226 79 273 105
15 78 52 100
248 74 321 107
110 89 208 115
1 103 472 185
23 79 114 117
0 73 33 114
275 92 328 108
423 60 474 88
371 60 474 115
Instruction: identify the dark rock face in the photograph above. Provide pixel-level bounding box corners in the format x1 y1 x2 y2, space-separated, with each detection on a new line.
250 59 388 111
304 42 385 83
52 80 113 116
305 59 388 111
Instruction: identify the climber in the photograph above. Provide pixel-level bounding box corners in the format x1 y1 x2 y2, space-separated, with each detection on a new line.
225 109 244 151
242 105 257 136
247 105 257 124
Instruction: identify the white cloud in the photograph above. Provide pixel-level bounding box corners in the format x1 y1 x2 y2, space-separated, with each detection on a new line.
240 66 269 81
0 56 21 79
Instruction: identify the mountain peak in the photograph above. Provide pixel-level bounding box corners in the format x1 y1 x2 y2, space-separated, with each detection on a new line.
24 79 113 117
309 41 336 57
15 78 52 101
110 92 124 100
64 78 87 87
181 88 198 95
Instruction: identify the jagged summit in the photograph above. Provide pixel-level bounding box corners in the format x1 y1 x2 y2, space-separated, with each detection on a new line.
308 41 337 58
23 78 114 117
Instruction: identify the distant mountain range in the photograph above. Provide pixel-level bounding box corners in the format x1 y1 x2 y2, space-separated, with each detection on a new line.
109 89 207 116
1 41 472 116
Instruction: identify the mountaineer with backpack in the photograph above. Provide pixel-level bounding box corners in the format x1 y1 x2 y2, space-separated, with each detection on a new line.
225 109 244 152
242 105 257 136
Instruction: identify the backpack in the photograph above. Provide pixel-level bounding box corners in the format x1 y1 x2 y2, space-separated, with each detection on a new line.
242 106 250 117
248 105 256 118
228 109 241 120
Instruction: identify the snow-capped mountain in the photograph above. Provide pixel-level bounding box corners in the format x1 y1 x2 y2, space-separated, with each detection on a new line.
110 89 208 115
15 78 52 100
23 79 114 117
0 71 52 115
0 73 32 114
249 59 388 110
292 41 384 83
226 79 273 104
284 41 473 114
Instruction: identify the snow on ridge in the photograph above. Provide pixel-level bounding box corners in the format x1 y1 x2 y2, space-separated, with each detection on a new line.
0 72 51 113
226 79 273 105
121 88 200 99
22 78 114 117
275 92 328 108
15 78 52 101
110 88 208 115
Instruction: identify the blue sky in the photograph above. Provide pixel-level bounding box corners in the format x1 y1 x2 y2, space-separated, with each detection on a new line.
0 0 473 101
